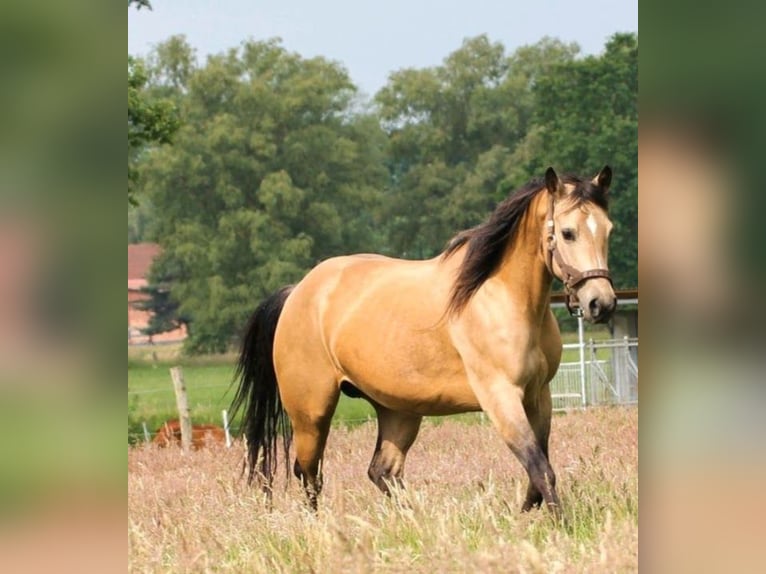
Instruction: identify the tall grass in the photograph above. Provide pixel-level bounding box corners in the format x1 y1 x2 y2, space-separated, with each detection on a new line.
128 407 637 572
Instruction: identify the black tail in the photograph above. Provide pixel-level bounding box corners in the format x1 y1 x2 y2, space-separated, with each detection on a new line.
230 285 294 487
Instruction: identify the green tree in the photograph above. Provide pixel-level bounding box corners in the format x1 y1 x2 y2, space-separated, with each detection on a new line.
135 285 186 340
128 57 179 205
128 1 180 205
128 197 153 243
134 251 190 339
530 33 638 288
375 33 636 288
140 38 387 353
375 36 580 258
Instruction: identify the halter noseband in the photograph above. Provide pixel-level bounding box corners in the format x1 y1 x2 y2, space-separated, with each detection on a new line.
545 193 612 317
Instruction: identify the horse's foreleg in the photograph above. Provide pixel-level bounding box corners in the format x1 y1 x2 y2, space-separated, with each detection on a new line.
367 405 422 495
475 381 560 516
522 384 553 511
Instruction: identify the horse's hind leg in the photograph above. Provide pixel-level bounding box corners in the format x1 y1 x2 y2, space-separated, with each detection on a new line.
522 384 553 511
292 421 332 510
284 386 340 511
368 404 422 495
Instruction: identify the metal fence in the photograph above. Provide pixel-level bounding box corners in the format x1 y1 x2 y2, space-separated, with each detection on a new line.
550 337 638 410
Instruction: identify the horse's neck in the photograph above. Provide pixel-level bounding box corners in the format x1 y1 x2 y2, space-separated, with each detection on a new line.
495 198 552 321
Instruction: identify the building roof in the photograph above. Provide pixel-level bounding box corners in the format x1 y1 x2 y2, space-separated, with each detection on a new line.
128 243 161 280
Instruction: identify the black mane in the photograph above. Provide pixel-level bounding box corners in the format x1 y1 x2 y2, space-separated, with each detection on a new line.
443 174 608 315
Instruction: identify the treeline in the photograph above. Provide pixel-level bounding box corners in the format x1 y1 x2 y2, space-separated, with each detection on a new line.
129 33 637 353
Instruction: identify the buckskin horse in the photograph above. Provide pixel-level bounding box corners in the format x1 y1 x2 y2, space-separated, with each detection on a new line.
231 166 616 515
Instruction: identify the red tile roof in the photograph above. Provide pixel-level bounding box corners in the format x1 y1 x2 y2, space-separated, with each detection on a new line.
128 243 161 280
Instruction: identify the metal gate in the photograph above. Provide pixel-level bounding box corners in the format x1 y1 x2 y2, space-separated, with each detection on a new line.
551 337 638 410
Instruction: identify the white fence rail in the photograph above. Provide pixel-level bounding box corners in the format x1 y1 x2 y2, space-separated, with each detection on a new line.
551 336 638 410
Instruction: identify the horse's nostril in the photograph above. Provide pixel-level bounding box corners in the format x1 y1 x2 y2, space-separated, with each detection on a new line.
589 298 600 315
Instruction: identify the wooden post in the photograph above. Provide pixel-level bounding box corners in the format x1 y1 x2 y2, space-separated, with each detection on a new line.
142 421 151 444
170 366 192 453
222 409 232 448
577 314 586 407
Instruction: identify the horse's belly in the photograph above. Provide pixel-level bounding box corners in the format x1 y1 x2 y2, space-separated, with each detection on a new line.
342 360 481 416
374 377 482 415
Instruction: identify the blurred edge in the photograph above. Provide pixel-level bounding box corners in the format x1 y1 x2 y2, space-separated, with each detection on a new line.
3 0 766 571
641 0 766 572
0 0 125 573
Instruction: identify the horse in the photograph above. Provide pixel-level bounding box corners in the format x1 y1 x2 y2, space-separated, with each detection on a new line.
151 420 227 450
230 166 616 516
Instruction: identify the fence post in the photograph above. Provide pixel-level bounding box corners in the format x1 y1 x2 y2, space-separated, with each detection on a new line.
622 335 631 402
222 409 232 448
578 315 587 406
142 421 150 444
170 366 192 454
589 338 597 404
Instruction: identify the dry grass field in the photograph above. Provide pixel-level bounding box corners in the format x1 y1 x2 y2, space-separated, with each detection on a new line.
128 406 637 573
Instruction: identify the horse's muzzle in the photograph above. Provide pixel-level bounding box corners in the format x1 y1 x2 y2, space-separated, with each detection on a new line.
587 295 617 323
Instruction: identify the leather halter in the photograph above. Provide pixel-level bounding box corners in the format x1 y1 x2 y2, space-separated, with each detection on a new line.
544 193 612 317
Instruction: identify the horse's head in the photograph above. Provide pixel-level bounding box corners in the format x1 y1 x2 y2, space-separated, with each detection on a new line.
544 166 617 323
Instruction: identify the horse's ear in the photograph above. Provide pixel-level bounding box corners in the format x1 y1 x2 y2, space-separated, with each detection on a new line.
545 167 563 196
593 165 612 191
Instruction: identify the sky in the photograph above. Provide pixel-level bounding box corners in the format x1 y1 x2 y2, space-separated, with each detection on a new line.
129 0 637 97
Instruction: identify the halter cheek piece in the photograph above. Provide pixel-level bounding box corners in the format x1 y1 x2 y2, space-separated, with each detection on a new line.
544 194 612 317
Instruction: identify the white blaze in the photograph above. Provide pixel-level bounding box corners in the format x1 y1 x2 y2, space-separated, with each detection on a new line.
586 213 599 236
585 213 605 268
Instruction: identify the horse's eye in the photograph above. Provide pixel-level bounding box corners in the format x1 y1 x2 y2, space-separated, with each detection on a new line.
561 229 576 242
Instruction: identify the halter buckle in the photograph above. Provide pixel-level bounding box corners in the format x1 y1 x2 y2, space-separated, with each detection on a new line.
547 234 556 249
